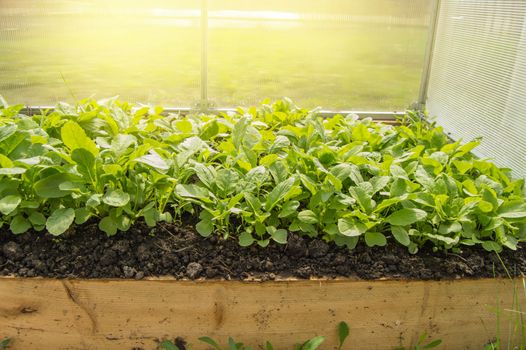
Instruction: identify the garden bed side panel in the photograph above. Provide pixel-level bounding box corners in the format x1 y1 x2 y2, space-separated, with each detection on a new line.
0 278 518 349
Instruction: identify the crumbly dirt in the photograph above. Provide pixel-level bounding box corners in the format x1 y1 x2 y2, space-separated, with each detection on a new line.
0 221 524 280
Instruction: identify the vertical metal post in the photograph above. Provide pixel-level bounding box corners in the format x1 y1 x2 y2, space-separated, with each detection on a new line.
418 0 441 111
200 0 209 112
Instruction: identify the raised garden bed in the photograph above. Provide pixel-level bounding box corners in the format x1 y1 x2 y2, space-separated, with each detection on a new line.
0 99 525 349
0 277 519 350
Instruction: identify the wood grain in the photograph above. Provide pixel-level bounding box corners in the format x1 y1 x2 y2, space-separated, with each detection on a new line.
0 278 522 349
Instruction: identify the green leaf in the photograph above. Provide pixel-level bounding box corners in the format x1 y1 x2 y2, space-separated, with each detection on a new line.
143 207 158 227
61 120 99 155
135 151 169 171
351 123 371 141
349 186 373 213
245 166 268 186
0 195 21 215
478 200 493 213
239 231 255 247
196 219 214 237
175 184 211 200
269 161 289 183
103 189 130 207
99 216 118 236
28 211 46 227
200 120 219 140
337 321 350 350
265 177 296 211
0 337 11 349
298 210 318 224
46 208 75 236
245 193 262 213
0 124 17 142
438 221 462 235
300 174 318 195
10 214 31 234
71 148 96 181
481 187 499 210
115 215 131 231
390 178 407 198
159 340 180 350
370 176 390 194
390 164 408 180
453 160 472 174
385 208 427 226
337 218 367 237
193 162 216 189
257 239 270 248
110 134 137 157
423 232 459 246
301 336 325 350
503 235 518 250
228 337 239 350
414 165 435 191
374 197 402 213
423 339 442 349
498 201 526 219
176 119 193 133
365 232 387 247
391 226 410 246
199 337 222 350
271 228 288 244
0 167 26 175
74 208 91 225
176 136 206 166
482 241 502 253
86 194 102 208
408 242 419 254
215 169 239 196
232 117 250 150
34 173 80 199
279 200 300 218
260 154 279 167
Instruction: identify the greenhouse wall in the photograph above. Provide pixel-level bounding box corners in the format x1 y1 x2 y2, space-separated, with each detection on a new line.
0 0 432 111
427 0 526 179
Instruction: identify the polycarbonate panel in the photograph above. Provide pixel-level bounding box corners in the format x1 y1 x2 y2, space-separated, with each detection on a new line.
0 0 200 106
427 0 526 179
207 0 432 111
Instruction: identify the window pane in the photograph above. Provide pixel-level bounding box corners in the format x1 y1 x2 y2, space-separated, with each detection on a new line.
207 0 432 111
0 0 200 106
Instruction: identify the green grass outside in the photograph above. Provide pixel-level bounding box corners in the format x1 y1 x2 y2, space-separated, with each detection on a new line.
0 13 428 111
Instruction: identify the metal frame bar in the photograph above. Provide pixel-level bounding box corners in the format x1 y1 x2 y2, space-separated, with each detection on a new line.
417 0 442 111
19 106 402 122
199 0 209 112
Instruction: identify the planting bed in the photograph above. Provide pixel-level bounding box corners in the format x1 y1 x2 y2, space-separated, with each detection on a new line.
0 99 525 349
1 221 525 349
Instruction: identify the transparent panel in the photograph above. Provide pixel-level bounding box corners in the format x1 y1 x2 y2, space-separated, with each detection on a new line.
207 0 432 111
0 0 200 106
427 0 526 179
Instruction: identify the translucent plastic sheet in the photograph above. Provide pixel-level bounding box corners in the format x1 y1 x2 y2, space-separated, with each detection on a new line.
0 0 432 110
0 0 201 106
207 0 432 110
427 0 526 179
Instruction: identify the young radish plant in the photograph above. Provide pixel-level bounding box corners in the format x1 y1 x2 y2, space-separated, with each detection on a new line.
0 97 524 253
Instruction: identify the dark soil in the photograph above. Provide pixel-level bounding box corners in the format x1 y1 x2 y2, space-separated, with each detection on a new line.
0 221 525 280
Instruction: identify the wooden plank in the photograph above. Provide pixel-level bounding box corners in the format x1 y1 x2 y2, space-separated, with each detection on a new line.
0 278 521 349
